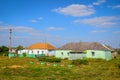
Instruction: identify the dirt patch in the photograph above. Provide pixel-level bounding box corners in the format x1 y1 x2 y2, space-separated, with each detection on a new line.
8 65 24 69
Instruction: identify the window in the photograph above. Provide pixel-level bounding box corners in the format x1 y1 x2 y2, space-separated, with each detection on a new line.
61 52 63 56
67 52 69 56
91 52 95 56
42 51 44 54
31 50 33 53
48 50 52 52
27 50 29 53
37 51 39 54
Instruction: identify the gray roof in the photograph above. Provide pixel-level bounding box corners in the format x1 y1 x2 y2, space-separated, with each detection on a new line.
58 42 114 51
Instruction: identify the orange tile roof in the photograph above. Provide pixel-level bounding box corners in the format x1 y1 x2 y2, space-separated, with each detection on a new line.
27 43 56 50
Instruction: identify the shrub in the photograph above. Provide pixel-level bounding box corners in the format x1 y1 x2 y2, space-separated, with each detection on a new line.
38 57 46 62
38 56 61 63
71 59 88 66
22 53 26 57
86 58 106 62
48 57 61 63
0 46 9 55
2 52 9 56
63 58 68 60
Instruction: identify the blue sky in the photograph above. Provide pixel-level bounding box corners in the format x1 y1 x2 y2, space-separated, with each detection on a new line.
0 0 120 48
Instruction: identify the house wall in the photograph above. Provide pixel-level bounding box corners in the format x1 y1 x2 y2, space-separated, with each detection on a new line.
105 51 112 60
55 50 71 59
69 53 86 60
8 53 17 58
55 50 112 60
86 50 112 60
18 49 55 58
86 50 105 59
18 49 48 54
48 50 55 56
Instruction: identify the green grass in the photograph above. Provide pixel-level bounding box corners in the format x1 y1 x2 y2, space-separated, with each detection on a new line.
0 56 120 80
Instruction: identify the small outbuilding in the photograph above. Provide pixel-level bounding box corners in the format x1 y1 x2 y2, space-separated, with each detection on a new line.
55 42 113 60
18 43 56 58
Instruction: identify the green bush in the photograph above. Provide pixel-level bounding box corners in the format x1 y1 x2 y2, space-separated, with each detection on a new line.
86 58 106 62
71 59 88 66
22 53 26 57
38 56 61 63
2 52 9 56
0 46 9 55
63 58 68 60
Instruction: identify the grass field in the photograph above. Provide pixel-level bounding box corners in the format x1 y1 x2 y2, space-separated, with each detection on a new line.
0 55 120 80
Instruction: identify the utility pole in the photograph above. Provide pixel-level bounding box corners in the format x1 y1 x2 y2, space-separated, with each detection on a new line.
9 28 12 54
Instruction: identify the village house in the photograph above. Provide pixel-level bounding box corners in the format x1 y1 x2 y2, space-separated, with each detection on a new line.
18 42 56 58
55 42 114 60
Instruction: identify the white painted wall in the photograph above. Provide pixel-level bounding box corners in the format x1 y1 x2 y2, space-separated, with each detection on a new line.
18 49 55 56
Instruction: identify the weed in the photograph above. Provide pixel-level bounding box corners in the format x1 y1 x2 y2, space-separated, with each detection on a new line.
71 59 88 66
38 56 61 63
0 56 120 80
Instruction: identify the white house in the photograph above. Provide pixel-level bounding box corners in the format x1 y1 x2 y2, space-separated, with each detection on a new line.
18 43 56 58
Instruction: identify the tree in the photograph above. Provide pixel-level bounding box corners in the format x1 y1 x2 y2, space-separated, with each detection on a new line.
16 45 23 53
0 46 9 56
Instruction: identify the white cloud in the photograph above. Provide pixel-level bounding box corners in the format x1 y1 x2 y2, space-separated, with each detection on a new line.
29 20 37 23
53 4 95 17
74 16 120 28
38 17 43 20
29 16 43 23
0 24 40 34
93 0 106 6
47 27 64 31
14 26 38 33
91 30 106 33
111 5 120 9
0 23 44 47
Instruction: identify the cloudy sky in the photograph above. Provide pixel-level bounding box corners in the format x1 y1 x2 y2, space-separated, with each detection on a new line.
0 0 120 48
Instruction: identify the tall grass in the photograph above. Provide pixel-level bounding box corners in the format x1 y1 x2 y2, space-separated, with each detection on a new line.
0 56 120 80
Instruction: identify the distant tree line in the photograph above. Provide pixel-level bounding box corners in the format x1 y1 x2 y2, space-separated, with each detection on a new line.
0 46 9 56
16 45 24 52
0 45 23 56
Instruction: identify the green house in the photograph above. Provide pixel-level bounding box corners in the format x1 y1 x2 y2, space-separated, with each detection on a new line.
55 42 113 60
86 50 112 60
55 50 71 59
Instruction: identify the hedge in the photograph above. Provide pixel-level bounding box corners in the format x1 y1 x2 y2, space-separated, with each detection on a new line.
38 56 61 63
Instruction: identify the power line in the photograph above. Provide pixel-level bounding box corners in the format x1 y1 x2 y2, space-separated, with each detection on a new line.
9 28 12 54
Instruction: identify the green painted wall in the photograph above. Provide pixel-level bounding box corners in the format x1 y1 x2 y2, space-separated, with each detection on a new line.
55 50 112 60
8 53 17 58
105 51 112 60
86 50 112 60
18 54 45 58
55 50 71 59
18 54 35 58
69 53 86 60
